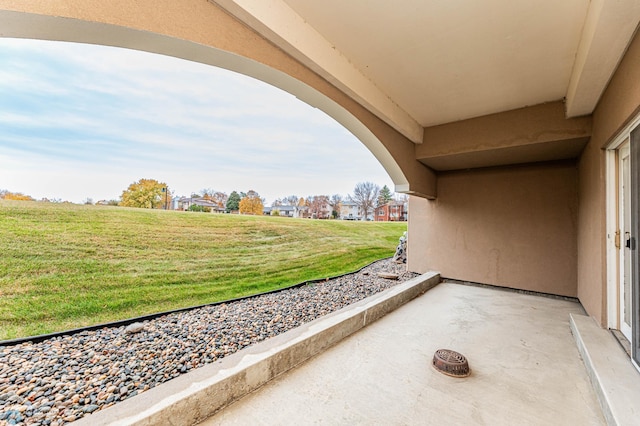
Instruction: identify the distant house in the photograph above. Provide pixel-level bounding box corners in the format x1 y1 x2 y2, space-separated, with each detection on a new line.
374 201 408 222
264 205 303 218
309 201 331 219
177 197 225 213
297 205 310 218
339 201 360 220
339 201 376 221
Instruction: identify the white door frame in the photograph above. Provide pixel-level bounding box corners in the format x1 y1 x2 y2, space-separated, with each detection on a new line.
619 141 632 339
606 113 640 370
607 139 628 330
607 146 619 329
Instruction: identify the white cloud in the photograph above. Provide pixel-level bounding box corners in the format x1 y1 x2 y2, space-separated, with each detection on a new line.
0 38 394 204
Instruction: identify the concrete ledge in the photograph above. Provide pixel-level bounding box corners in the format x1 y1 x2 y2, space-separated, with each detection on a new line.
75 272 441 426
570 313 640 426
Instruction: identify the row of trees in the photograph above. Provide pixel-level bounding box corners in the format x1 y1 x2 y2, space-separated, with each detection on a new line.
0 190 74 204
1 180 401 220
0 190 35 201
115 179 397 219
116 180 266 215
268 182 399 219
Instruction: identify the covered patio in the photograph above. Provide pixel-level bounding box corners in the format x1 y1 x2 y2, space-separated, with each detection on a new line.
2 1 640 423
204 282 607 425
76 276 640 425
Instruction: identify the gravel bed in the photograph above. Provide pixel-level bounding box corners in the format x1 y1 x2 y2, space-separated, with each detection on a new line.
0 259 418 425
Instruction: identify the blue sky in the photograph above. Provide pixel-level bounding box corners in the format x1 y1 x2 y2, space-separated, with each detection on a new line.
0 38 393 204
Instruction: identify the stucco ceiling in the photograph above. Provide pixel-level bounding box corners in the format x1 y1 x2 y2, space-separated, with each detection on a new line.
216 0 640 142
283 0 588 128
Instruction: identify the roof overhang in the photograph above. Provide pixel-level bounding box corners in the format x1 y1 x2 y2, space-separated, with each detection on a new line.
214 0 640 146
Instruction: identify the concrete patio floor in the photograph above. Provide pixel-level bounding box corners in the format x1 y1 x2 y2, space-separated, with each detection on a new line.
203 282 605 425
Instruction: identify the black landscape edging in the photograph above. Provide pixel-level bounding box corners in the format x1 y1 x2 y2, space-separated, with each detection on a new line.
0 258 390 347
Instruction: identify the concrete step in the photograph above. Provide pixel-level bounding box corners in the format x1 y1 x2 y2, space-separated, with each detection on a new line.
570 314 640 426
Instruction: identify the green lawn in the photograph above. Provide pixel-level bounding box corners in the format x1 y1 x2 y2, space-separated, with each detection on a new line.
0 200 406 340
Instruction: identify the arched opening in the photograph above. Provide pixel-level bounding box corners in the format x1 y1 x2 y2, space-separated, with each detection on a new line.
0 32 416 421
0 38 395 204
1 35 411 334
0 9 411 192
0 7 425 339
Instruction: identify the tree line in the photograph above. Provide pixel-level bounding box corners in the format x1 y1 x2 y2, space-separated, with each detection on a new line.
0 179 405 219
117 179 403 218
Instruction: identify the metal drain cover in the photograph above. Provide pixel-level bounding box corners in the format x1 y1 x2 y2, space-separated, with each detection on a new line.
432 349 470 377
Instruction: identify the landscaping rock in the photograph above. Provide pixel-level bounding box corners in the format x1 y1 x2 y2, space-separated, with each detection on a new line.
393 231 407 264
0 259 418 425
124 322 145 334
377 272 399 280
83 404 100 414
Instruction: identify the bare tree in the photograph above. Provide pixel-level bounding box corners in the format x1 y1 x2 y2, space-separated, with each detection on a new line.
395 193 409 203
200 189 228 208
328 194 342 219
284 195 299 206
306 195 330 219
349 182 380 220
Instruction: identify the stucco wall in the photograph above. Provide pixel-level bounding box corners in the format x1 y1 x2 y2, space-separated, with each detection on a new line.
577 27 640 325
408 161 578 297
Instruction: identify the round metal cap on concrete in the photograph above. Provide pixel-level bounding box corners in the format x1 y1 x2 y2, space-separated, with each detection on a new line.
432 349 470 377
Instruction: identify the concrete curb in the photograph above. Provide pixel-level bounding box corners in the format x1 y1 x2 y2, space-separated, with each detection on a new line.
570 313 640 426
75 272 441 426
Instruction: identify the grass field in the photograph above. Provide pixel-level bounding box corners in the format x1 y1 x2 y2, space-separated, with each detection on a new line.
0 200 407 340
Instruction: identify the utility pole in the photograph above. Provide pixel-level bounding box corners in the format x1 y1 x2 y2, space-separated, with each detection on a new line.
162 187 168 210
